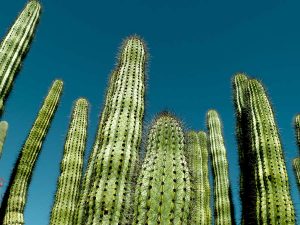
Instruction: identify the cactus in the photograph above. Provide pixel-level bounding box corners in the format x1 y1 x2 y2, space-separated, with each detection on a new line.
206 110 235 225
0 80 63 225
186 131 211 225
76 70 118 224
0 0 41 114
77 36 146 225
233 74 295 224
49 98 88 225
0 121 8 158
133 113 190 225
293 115 300 188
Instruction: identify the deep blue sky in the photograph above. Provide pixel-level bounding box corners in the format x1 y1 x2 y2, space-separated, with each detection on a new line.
0 0 299 224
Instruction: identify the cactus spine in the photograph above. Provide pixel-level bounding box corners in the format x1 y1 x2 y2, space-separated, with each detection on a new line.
0 121 8 158
78 36 146 225
0 80 63 225
293 115 300 188
133 113 191 225
233 74 295 224
186 131 211 225
206 110 234 225
0 0 41 114
50 98 88 225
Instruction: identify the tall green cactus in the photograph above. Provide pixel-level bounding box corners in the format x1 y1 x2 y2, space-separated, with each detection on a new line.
0 80 63 225
133 113 191 225
76 70 118 224
293 115 300 188
0 0 41 114
186 131 211 225
233 74 295 224
50 98 88 225
78 36 146 225
0 121 8 158
206 110 235 225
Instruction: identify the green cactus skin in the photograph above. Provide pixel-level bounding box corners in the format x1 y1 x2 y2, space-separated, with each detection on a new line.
76 70 118 224
206 110 235 225
0 0 41 114
78 36 146 225
0 121 8 158
186 131 211 225
233 74 295 224
49 98 88 225
0 80 63 225
133 113 191 225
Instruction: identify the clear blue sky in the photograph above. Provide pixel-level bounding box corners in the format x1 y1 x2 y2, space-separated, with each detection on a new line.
0 0 299 224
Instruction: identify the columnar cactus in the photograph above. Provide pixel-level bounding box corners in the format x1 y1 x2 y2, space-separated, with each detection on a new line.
77 36 146 225
233 74 295 224
49 98 89 225
0 0 41 114
76 70 117 224
186 131 211 225
206 110 234 225
0 121 8 158
0 80 63 225
293 115 300 188
133 113 191 225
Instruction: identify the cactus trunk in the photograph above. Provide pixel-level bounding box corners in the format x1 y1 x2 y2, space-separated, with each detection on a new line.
233 74 295 224
78 36 146 225
206 110 235 225
49 98 88 225
0 0 41 114
133 113 191 225
0 80 63 225
186 131 211 225
293 115 300 189
0 121 8 158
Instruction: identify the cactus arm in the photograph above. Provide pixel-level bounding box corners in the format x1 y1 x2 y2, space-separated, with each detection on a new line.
293 115 300 189
206 109 234 225
0 1 41 114
185 131 211 225
133 113 190 225
0 121 8 158
78 36 146 225
293 158 300 189
49 98 88 225
0 80 63 225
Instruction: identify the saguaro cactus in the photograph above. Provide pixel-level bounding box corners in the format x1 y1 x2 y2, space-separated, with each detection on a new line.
293 115 300 188
50 98 88 225
0 121 8 158
0 0 41 114
133 113 191 225
206 110 234 225
186 131 211 225
233 74 295 224
78 36 146 225
0 80 63 225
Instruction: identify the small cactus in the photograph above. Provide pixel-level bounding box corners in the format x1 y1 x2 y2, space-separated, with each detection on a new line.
0 0 41 114
0 80 63 225
206 110 235 225
49 98 89 225
78 36 147 225
133 113 191 225
0 121 8 158
186 131 211 225
233 74 295 224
